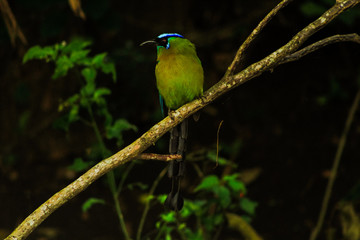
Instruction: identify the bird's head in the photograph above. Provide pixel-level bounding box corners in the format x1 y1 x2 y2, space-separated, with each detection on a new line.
140 33 185 50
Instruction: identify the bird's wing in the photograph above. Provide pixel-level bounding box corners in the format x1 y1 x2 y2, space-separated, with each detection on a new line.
159 93 165 117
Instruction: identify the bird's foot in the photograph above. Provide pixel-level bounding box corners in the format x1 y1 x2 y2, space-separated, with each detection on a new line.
168 109 176 121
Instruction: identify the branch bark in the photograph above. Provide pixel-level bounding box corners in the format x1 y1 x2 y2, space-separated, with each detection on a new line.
6 0 360 239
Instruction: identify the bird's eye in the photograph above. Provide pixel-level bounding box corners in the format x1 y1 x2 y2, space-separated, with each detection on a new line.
159 38 168 47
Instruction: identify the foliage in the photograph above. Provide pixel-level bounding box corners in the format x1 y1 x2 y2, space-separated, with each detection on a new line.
23 39 138 239
153 149 257 240
82 197 106 212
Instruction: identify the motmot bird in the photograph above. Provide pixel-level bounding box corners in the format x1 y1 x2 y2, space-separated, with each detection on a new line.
141 33 204 210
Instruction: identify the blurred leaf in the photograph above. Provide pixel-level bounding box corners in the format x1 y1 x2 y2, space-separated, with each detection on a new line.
184 228 203 240
223 174 246 193
82 197 105 212
207 151 232 166
181 200 207 218
18 110 31 132
81 67 97 83
157 194 167 204
101 62 117 82
316 95 328 106
69 105 79 122
23 45 56 63
214 186 231 208
80 79 96 96
338 8 360 26
127 182 148 190
62 39 92 53
92 52 107 66
194 175 220 192
59 94 80 112
93 88 111 104
52 114 70 131
239 197 258 216
106 118 138 146
70 49 90 62
68 157 94 172
203 214 223 231
161 211 176 223
300 2 326 17
92 52 116 81
53 55 74 79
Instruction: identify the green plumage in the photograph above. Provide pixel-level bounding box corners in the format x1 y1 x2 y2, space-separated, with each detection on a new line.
155 37 203 109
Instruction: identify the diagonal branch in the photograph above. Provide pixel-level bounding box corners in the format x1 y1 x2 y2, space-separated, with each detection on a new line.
5 0 360 239
279 33 360 65
225 0 293 77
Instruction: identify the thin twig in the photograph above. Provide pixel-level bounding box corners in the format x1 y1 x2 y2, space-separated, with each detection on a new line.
309 89 360 240
5 0 360 239
215 120 224 168
137 153 182 161
225 0 293 77
116 161 136 195
279 33 360 65
136 167 168 240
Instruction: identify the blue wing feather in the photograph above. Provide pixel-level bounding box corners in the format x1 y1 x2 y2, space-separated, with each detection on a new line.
159 93 165 117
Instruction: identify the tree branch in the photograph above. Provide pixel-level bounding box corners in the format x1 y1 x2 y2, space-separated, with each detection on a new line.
137 153 182 161
6 0 360 239
225 0 293 77
279 33 360 65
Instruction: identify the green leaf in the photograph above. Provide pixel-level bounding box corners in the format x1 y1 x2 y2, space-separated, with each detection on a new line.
223 174 246 193
207 151 234 167
127 182 148 190
92 52 107 66
338 8 360 26
70 49 91 63
101 62 117 82
62 39 92 53
82 197 106 212
81 67 97 83
184 228 203 240
239 197 258 215
69 105 79 122
214 186 231 208
300 2 326 17
68 157 94 172
181 199 206 218
53 55 74 79
194 175 220 192
161 211 176 223
106 118 138 146
23 45 57 63
93 88 111 104
80 79 96 97
157 194 168 204
91 52 117 81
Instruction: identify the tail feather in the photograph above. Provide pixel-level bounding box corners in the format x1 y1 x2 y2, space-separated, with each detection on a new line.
165 118 188 211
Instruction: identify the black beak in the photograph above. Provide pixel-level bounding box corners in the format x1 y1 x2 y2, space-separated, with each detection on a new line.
140 39 157 47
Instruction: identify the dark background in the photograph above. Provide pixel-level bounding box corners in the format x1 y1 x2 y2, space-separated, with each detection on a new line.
1 0 360 239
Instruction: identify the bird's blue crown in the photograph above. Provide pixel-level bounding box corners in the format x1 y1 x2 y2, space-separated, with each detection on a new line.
156 33 184 49
157 33 184 39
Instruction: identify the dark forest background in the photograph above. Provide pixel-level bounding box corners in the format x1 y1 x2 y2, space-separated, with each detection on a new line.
1 0 360 239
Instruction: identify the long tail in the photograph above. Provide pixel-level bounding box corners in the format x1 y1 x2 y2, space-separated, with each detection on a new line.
164 118 188 211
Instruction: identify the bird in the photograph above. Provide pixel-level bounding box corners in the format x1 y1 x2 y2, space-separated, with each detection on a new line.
141 33 204 211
